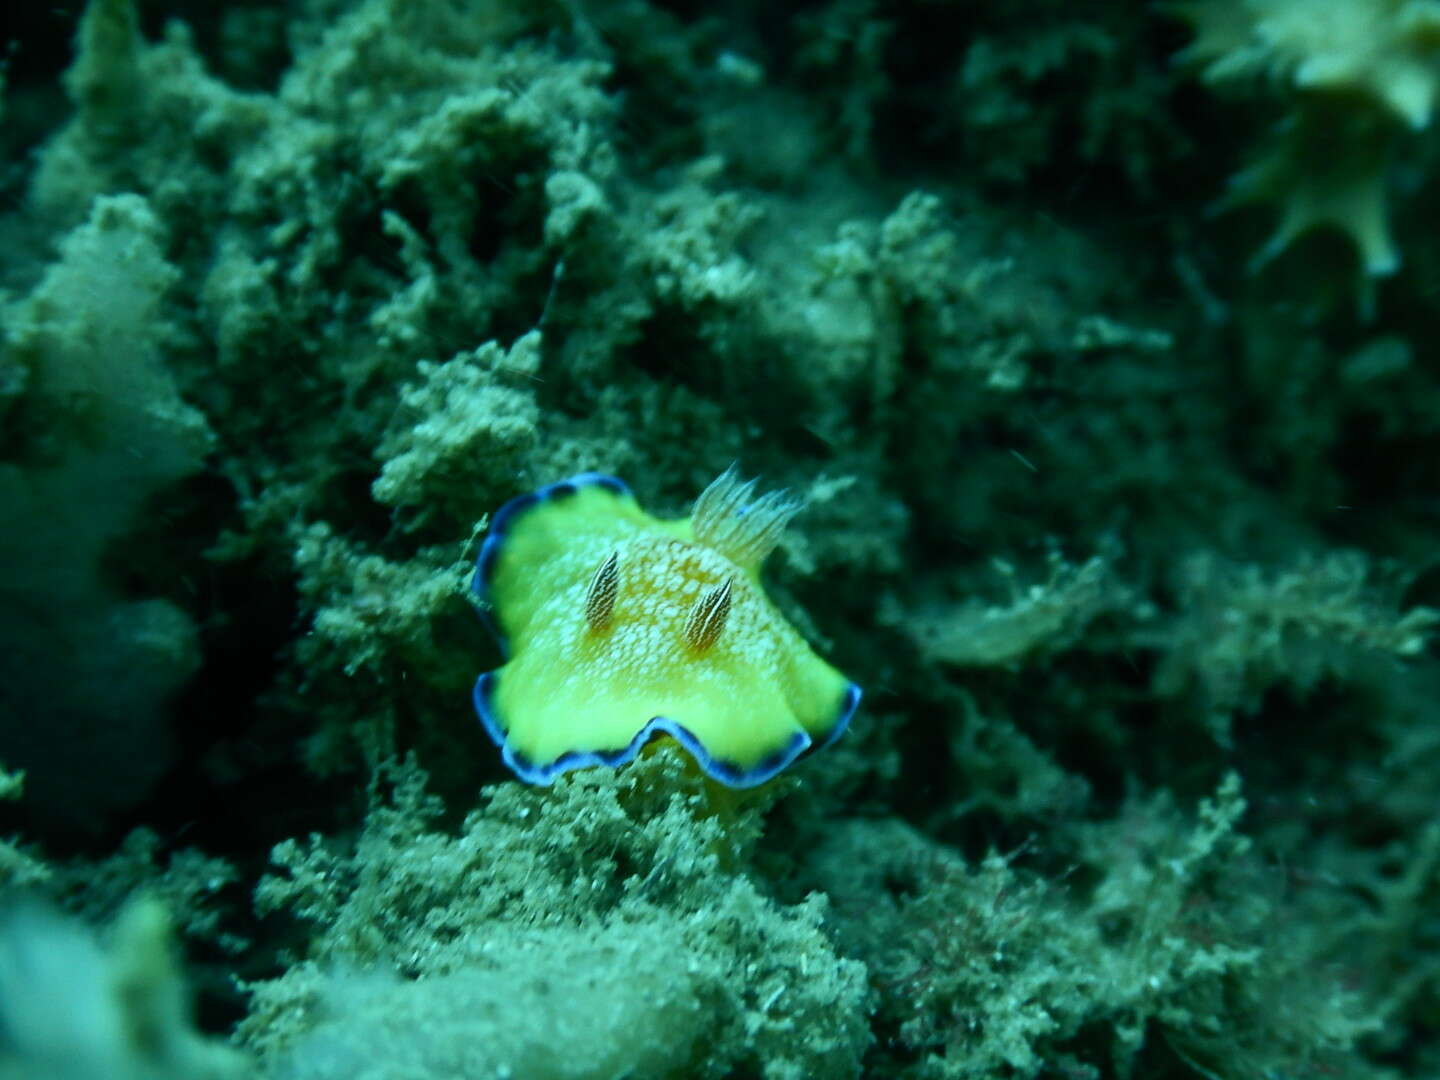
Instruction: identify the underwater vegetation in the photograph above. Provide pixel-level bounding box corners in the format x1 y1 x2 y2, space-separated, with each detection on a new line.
1 0 1439 1076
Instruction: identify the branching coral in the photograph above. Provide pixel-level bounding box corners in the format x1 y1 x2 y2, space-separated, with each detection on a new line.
1174 0 1440 277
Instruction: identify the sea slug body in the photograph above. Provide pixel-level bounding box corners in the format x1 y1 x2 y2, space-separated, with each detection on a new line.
471 468 861 787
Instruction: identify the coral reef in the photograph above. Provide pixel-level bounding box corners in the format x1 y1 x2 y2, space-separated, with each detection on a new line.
245 753 871 1078
805 775 1411 1078
1174 0 1440 280
0 0 1438 1076
0 899 250 1080
0 192 211 830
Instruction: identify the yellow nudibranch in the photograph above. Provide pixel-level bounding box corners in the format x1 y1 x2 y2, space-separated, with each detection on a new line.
472 468 861 787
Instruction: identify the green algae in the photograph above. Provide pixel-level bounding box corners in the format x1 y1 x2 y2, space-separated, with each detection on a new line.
0 0 1439 1076
245 752 870 1078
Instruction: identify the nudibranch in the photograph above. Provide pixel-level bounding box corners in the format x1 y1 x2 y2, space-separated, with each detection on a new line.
471 468 862 787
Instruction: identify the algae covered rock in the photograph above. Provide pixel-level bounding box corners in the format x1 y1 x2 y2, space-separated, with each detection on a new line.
0 193 211 830
246 753 871 1080
0 899 251 1080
